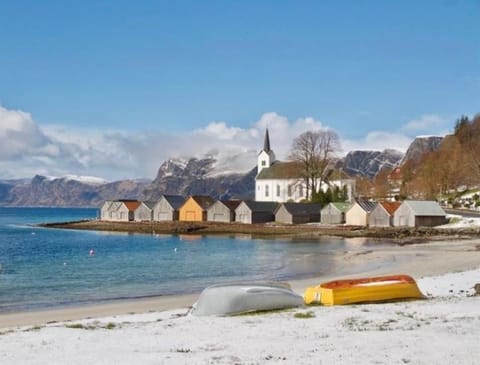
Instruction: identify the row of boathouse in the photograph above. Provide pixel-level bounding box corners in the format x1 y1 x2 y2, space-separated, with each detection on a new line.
101 195 447 228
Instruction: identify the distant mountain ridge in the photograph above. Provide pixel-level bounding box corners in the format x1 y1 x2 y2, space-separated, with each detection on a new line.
0 136 444 207
400 136 444 166
141 157 256 201
338 149 404 178
0 175 149 207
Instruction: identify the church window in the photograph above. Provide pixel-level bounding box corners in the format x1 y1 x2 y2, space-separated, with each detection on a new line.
276 184 280 197
298 185 304 197
265 184 269 197
261 160 266 166
287 185 292 197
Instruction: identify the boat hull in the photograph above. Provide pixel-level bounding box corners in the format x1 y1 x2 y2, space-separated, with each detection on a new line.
191 282 304 316
304 274 425 306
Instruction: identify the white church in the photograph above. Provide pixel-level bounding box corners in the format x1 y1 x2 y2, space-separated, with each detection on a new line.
255 129 355 203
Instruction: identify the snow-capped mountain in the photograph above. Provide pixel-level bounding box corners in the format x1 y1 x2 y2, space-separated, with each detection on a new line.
338 149 404 178
0 136 446 207
141 157 256 201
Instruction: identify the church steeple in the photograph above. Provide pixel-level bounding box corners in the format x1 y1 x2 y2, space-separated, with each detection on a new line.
257 128 276 174
263 128 271 153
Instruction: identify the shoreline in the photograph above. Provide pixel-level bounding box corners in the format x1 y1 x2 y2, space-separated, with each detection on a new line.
39 219 480 243
2 237 479 330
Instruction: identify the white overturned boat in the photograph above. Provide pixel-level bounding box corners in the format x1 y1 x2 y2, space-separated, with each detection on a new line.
191 282 304 316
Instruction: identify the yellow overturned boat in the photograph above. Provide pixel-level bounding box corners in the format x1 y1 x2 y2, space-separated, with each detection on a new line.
304 274 425 306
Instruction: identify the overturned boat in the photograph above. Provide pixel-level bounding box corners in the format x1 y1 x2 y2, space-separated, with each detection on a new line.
191 282 304 316
304 274 425 306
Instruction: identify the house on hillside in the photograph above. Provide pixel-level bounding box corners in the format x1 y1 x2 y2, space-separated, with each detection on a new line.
255 128 355 203
179 195 215 222
275 202 321 224
387 167 403 200
320 202 351 224
368 201 401 227
134 201 156 222
207 200 241 223
153 195 185 221
235 201 278 224
393 200 447 227
346 200 378 226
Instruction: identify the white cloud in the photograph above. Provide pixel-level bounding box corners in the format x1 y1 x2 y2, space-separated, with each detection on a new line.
194 122 243 140
0 109 333 180
0 105 449 181
0 106 54 159
402 114 444 132
342 131 413 154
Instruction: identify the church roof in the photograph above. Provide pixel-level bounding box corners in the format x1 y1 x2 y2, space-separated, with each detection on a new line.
256 161 303 180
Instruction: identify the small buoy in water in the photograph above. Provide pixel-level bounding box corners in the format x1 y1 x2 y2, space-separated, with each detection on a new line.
89 249 95 256
174 248 177 252
63 262 67 266
31 232 36 235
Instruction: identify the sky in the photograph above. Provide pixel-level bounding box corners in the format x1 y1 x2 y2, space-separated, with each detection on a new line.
0 0 479 181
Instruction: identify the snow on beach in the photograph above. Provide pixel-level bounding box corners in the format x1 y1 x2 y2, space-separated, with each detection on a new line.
1 268 479 365
438 214 480 229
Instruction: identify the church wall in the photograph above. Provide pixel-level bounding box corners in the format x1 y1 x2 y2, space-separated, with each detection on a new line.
255 179 306 203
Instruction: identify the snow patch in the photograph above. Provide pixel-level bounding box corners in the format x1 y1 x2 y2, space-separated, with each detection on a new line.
61 175 109 185
437 214 480 229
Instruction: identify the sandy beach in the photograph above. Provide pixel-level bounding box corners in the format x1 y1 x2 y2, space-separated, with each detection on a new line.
1 238 479 364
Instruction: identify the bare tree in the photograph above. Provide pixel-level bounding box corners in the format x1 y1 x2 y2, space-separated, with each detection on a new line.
289 130 341 200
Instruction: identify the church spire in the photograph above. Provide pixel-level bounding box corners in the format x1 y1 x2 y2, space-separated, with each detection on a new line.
263 128 271 153
257 127 276 174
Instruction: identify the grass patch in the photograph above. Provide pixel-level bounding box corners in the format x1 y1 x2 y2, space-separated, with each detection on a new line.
233 308 292 317
448 217 461 224
105 322 116 330
174 348 191 353
294 311 316 319
23 325 43 332
65 322 117 330
65 323 89 330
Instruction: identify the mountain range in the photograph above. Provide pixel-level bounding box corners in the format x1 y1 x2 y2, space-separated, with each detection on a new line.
0 136 443 207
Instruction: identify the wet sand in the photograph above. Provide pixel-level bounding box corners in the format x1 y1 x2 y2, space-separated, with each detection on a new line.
1 238 479 329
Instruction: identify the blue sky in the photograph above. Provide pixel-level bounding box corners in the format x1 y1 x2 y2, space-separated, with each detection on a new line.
0 1 479 180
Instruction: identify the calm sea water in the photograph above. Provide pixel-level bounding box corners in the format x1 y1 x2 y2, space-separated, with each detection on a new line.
0 207 390 313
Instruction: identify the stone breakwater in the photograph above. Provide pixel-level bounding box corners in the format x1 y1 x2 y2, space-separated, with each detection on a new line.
39 220 480 243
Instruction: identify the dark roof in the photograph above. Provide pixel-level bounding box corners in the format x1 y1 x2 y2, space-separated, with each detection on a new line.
191 195 216 210
220 200 241 211
356 200 378 213
142 201 157 209
256 161 303 179
162 195 186 209
239 200 279 213
277 202 322 215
